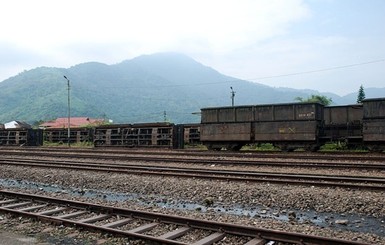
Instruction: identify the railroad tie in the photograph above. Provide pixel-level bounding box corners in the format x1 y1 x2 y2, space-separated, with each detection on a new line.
1 201 32 209
0 199 17 205
77 214 111 224
158 226 191 240
191 232 225 245
128 222 159 233
37 207 68 216
18 204 48 212
56 210 88 219
100 218 133 228
244 238 266 245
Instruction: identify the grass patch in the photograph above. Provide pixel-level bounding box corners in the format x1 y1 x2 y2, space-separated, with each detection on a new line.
319 141 368 152
242 143 278 151
43 141 94 148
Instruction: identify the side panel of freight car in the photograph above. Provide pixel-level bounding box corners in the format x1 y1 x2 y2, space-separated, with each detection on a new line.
27 129 43 146
363 98 385 119
254 121 319 141
363 120 385 141
0 129 27 145
295 103 323 121
362 98 385 143
324 105 363 124
201 108 219 123
254 103 323 122
201 106 253 123
323 105 363 141
200 123 251 141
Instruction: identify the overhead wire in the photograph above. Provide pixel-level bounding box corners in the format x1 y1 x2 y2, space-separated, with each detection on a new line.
245 58 385 81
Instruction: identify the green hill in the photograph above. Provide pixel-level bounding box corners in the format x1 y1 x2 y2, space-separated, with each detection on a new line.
0 52 383 124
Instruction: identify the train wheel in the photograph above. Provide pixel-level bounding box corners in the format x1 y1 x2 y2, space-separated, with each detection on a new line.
228 144 243 151
367 145 384 153
205 143 222 151
278 144 294 152
306 144 320 152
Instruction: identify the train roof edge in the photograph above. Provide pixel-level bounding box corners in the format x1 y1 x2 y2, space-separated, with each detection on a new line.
361 97 385 102
200 101 324 111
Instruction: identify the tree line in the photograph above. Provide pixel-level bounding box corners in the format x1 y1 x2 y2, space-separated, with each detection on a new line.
295 85 366 105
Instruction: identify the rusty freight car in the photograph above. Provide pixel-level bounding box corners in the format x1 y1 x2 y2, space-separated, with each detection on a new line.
0 128 43 146
200 102 324 151
322 104 363 145
362 98 385 151
93 122 174 147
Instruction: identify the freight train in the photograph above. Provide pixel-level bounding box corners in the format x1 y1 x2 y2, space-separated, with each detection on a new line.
0 128 43 146
41 123 200 149
1 98 384 151
0 123 200 148
200 97 385 151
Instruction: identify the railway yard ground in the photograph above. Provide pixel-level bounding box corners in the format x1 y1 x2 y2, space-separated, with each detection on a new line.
0 147 384 244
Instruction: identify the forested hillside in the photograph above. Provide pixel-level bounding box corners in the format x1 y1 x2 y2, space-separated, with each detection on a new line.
0 53 383 124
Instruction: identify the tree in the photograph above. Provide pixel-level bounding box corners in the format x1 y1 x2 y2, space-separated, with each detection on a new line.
357 85 366 103
294 94 333 106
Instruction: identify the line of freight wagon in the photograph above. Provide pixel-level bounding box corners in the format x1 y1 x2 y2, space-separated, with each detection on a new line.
0 97 384 151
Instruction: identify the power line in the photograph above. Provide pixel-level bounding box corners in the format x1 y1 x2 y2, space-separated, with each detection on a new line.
246 58 385 81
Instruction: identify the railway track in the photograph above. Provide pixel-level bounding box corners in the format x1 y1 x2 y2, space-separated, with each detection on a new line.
1 149 385 170
0 190 368 245
2 157 385 191
2 147 385 162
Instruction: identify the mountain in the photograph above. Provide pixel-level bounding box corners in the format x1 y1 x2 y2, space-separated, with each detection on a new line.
0 52 383 124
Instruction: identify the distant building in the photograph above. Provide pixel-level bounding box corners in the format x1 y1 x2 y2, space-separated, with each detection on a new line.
4 121 32 129
40 117 105 129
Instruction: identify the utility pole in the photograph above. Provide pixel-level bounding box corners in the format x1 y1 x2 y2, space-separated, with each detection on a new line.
164 111 167 122
230 87 236 106
63 76 71 147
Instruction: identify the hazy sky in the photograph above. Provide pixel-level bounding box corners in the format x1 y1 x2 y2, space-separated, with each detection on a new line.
1 0 384 96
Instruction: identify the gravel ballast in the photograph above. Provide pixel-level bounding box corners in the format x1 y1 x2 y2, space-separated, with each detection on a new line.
0 162 384 244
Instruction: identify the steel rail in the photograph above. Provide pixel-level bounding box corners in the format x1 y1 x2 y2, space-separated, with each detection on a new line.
1 150 385 170
0 190 369 245
2 157 385 183
1 147 385 162
1 158 385 191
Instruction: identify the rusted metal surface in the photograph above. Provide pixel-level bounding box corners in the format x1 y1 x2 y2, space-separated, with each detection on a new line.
200 123 251 141
235 106 254 122
322 105 363 141
201 108 219 123
254 103 323 121
0 190 369 245
363 97 385 119
363 119 385 141
324 105 363 125
254 121 319 141
201 102 324 124
200 103 324 150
